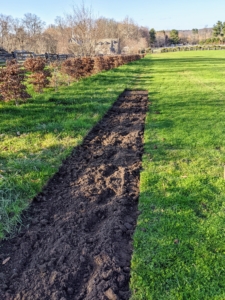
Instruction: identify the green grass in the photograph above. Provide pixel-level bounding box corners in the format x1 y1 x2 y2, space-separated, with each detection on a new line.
0 61 143 239
131 51 225 300
2 51 225 298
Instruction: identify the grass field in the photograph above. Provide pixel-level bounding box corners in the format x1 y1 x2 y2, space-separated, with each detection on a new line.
0 61 142 239
2 51 225 299
131 51 225 299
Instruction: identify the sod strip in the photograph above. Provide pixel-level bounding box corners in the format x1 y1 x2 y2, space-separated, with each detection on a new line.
130 51 225 300
0 90 148 300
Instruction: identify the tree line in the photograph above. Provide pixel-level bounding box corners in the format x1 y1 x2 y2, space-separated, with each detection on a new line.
0 4 149 56
2 3 224 55
148 20 225 47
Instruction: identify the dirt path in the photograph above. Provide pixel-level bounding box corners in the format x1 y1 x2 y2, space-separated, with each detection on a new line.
0 90 148 300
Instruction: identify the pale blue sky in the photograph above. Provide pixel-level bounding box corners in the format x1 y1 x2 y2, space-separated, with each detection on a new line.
1 0 225 31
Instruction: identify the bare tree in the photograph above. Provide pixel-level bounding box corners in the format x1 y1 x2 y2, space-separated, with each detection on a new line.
67 2 98 56
0 14 14 50
51 17 71 53
39 32 57 53
116 17 144 52
22 13 45 37
12 18 27 51
0 13 47 53
95 17 119 39
0 9 149 56
22 13 45 52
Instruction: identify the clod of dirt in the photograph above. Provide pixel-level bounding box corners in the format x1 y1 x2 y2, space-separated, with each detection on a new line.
0 90 148 300
104 288 118 300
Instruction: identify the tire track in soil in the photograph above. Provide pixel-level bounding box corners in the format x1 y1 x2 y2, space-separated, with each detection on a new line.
0 90 148 300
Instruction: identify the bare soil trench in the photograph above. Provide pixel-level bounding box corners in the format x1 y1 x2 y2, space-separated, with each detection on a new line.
0 90 148 300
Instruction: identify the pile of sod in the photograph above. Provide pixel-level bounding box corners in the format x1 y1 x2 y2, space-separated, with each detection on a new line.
131 51 225 299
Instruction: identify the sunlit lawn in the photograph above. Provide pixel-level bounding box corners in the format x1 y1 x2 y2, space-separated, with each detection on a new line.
131 51 225 300
1 50 225 299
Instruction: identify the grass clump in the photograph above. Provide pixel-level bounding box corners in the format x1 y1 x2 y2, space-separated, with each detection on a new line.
131 51 225 300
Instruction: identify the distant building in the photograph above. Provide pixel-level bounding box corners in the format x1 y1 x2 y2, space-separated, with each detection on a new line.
69 36 120 55
121 46 130 54
95 39 120 55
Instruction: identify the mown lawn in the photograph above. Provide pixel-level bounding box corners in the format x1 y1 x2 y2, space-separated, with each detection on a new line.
0 60 143 239
131 51 225 299
2 51 225 299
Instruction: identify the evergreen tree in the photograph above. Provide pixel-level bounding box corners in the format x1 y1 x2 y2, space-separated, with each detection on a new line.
213 21 225 38
149 28 156 46
192 28 198 35
169 29 179 44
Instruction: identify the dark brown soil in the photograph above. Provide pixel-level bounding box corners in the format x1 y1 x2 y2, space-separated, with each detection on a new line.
0 90 148 300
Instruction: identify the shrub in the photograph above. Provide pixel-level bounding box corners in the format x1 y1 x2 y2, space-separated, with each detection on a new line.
28 70 51 93
0 59 30 105
61 54 142 82
24 57 46 72
49 61 61 91
24 57 51 93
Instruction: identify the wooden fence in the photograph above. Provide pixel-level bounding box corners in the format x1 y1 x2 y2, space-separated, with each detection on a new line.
0 51 75 64
0 50 143 65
